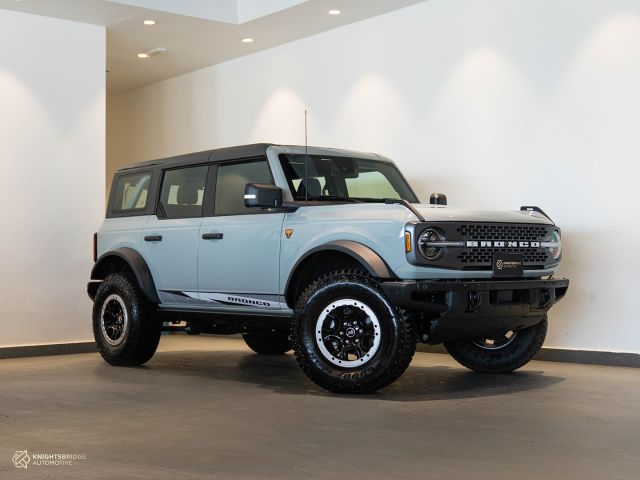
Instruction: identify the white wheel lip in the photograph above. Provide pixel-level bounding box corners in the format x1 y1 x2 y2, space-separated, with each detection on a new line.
100 293 129 346
315 298 381 369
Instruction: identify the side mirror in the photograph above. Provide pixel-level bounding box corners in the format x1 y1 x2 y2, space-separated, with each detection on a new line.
430 193 447 206
244 183 283 209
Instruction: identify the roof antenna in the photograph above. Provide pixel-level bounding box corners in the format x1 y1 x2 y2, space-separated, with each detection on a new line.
304 109 309 202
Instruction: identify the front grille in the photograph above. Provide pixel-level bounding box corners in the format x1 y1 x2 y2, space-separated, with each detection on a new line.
456 223 553 269
411 222 557 271
458 248 550 267
457 224 548 241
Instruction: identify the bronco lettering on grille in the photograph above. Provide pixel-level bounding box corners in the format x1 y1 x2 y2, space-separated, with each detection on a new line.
467 241 541 248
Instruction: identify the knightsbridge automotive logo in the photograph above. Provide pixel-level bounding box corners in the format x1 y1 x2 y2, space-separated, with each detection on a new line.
12 450 30 469
11 449 87 469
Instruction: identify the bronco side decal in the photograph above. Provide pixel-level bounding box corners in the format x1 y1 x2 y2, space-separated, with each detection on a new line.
159 290 286 309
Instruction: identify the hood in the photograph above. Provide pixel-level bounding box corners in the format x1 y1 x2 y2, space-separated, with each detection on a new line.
413 204 553 225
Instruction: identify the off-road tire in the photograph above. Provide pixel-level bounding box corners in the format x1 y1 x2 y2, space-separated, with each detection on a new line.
92 273 162 366
242 333 291 354
292 270 417 394
444 317 548 373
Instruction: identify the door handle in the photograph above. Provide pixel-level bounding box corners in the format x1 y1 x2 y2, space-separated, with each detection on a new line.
202 233 224 240
144 235 163 242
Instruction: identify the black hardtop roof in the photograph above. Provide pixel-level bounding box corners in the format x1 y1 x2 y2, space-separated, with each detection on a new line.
116 143 388 173
118 143 274 172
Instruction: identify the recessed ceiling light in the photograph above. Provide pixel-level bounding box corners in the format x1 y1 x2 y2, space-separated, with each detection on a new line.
137 47 166 59
328 9 341 15
143 20 156 26
241 37 254 44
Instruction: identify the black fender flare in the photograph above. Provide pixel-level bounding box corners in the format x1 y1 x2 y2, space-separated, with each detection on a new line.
90 248 160 304
285 240 396 296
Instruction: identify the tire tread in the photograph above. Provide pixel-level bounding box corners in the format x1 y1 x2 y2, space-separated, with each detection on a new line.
291 269 417 393
93 273 161 366
444 318 548 373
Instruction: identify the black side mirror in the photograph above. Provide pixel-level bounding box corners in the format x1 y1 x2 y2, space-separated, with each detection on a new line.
430 193 447 206
244 183 283 209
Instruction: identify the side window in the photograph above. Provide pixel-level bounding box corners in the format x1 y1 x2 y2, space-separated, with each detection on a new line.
112 172 152 213
158 165 208 219
215 160 273 216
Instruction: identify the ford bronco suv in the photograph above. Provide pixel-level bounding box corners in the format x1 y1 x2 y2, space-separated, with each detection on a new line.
88 144 569 393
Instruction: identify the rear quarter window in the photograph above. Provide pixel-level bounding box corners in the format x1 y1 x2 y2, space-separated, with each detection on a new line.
111 172 152 214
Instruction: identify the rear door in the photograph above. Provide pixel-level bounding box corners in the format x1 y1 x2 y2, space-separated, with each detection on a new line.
140 164 210 306
197 158 285 310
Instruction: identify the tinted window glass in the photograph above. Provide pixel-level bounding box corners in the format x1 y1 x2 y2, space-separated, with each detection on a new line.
112 172 151 213
345 171 401 199
279 154 418 203
158 165 208 219
215 160 273 215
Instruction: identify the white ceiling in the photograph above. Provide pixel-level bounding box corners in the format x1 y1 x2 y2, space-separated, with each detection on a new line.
0 0 428 93
109 0 311 24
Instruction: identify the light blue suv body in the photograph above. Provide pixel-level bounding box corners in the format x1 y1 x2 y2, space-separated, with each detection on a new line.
92 144 562 313
88 143 569 393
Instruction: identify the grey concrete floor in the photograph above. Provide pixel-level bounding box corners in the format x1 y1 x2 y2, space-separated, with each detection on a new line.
1 335 638 480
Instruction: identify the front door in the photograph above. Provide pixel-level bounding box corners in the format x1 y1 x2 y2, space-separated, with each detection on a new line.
140 164 209 306
198 159 285 311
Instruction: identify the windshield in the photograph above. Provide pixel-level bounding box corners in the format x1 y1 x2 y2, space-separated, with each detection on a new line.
279 154 419 203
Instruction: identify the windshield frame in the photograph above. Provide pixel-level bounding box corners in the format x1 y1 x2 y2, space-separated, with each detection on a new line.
278 153 420 204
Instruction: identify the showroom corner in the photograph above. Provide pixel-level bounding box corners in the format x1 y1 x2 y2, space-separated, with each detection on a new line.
4 0 639 353
3 1 640 479
110 0 640 355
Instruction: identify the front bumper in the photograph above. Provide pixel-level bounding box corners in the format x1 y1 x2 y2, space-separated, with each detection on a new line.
382 278 569 342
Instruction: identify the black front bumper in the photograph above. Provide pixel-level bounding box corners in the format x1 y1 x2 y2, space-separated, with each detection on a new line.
382 278 569 342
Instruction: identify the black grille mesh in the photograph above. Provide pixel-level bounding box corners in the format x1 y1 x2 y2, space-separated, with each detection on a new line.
455 223 553 269
412 222 558 270
458 249 550 266
456 224 548 241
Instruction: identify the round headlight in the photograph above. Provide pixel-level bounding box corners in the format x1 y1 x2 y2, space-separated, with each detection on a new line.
419 228 446 260
549 230 562 260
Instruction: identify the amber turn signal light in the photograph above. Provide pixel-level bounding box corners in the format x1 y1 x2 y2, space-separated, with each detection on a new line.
405 232 412 253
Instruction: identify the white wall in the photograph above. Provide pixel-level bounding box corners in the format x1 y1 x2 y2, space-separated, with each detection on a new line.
107 0 640 354
0 10 105 347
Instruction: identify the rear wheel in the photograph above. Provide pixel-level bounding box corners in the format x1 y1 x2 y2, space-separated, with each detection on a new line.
444 317 548 373
92 273 162 366
242 333 291 354
292 270 417 394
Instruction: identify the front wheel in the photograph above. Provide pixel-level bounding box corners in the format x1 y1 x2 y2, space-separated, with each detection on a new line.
292 271 417 394
444 317 548 373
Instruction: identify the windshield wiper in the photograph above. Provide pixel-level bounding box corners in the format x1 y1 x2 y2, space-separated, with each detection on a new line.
303 195 362 203
350 197 425 221
303 196 424 221
383 198 425 222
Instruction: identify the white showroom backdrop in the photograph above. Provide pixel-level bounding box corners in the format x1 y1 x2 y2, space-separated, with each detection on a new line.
107 0 640 354
0 10 105 347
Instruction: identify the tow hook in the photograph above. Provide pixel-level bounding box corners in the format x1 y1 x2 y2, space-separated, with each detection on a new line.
539 289 553 310
467 290 481 312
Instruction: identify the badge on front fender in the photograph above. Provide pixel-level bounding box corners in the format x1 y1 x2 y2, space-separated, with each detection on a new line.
492 253 524 277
